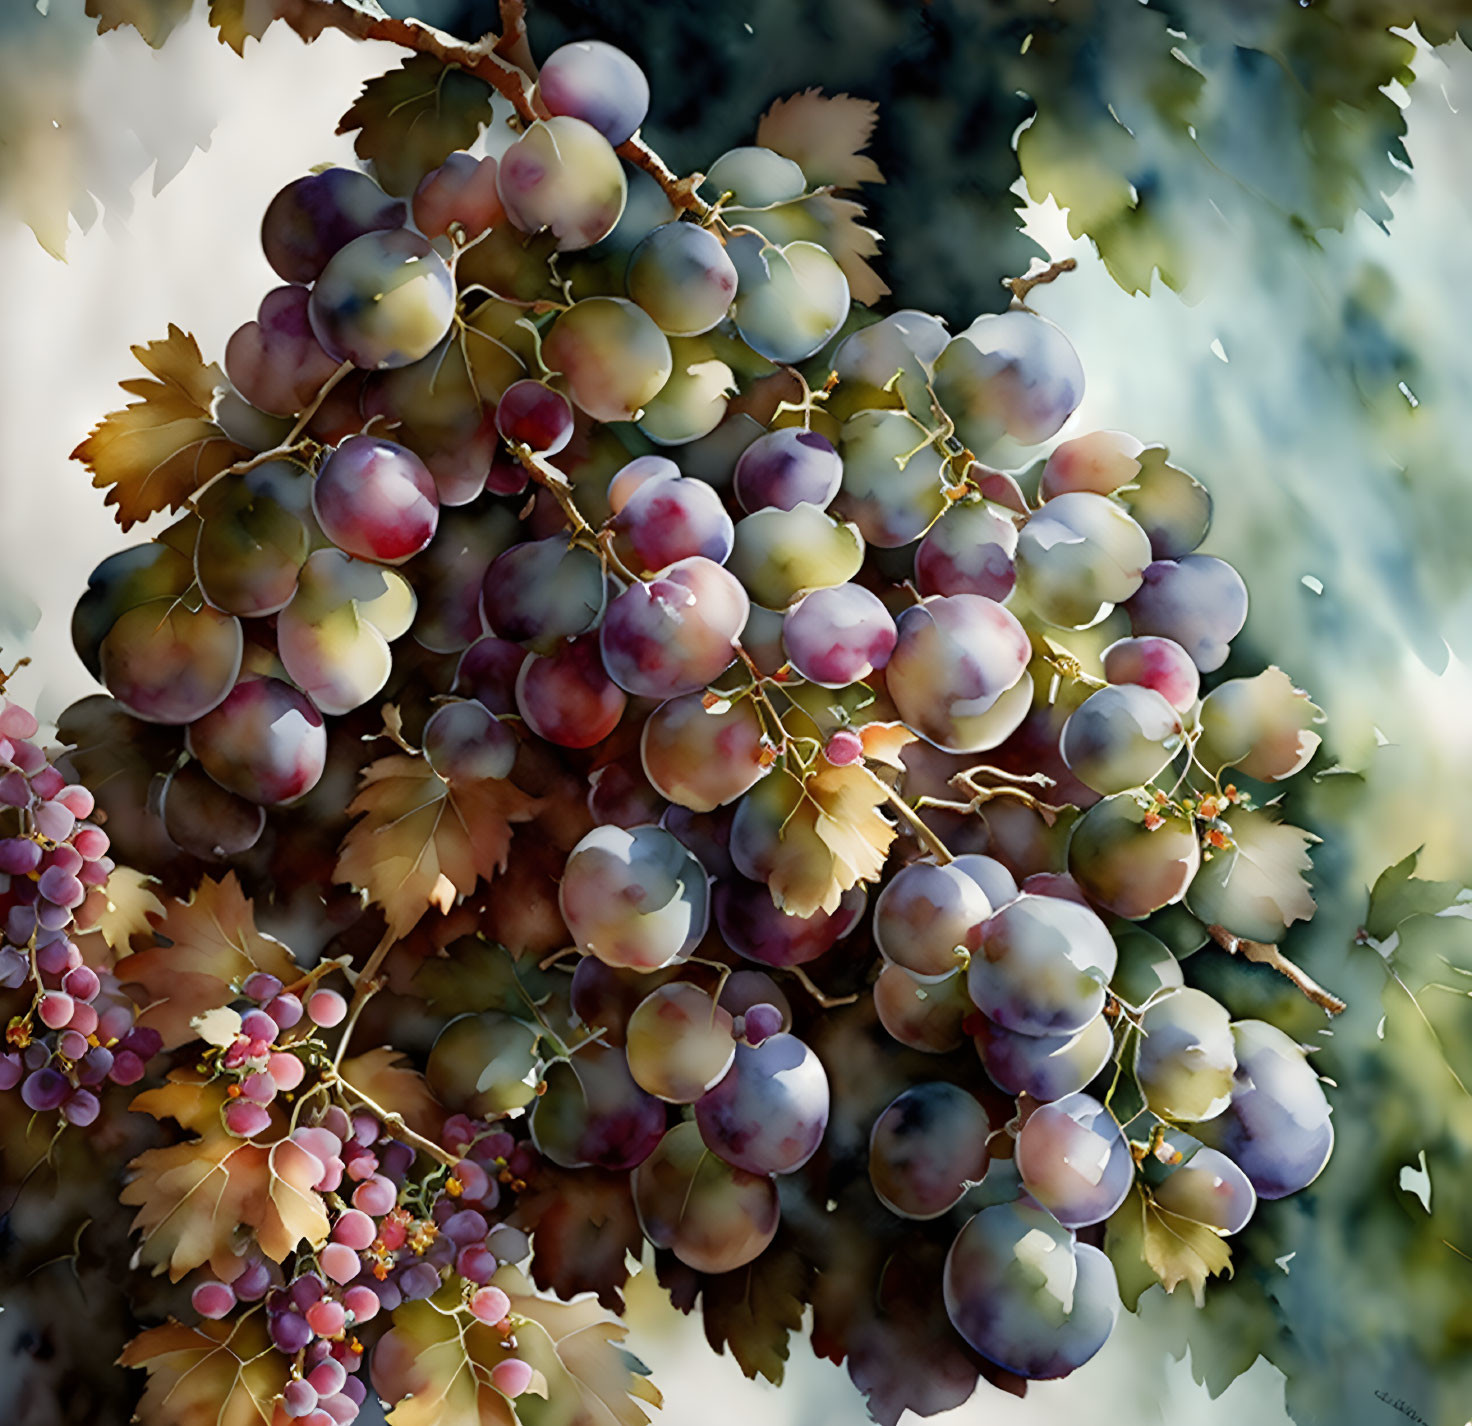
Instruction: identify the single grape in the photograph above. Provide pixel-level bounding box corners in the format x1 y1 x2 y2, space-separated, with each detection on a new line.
781 583 897 687
530 1042 665 1170
1059 683 1184 795
1067 793 1200 920
490 1358 535 1398
715 878 865 968
874 860 991 981
626 981 736 1102
704 147 806 206
1194 667 1323 781
537 39 649 144
950 853 1020 910
515 635 627 748
1014 492 1153 630
311 435 439 565
694 1030 829 1175
1153 1145 1256 1234
1038 430 1144 500
71 541 195 678
943 1200 1120 1379
309 229 455 371
427 1012 540 1116
412 151 504 240
967 893 1118 1037
483 538 606 653
872 963 973 1052
733 427 843 514
641 693 769 811
732 240 849 364
225 285 343 418
632 1121 780 1274
499 117 627 250
495 379 575 455
161 762 267 859
560 823 709 970
914 500 1019 601
869 1082 991 1219
307 990 347 1028
1101 635 1200 712
726 503 865 610
1015 1092 1134 1227
1126 555 1248 673
261 168 405 284
186 677 326 806
542 296 672 422
627 222 738 336
192 1281 237 1320
974 1012 1113 1101
610 471 735 575
1133 987 1237 1122
421 700 516 785
829 308 949 412
99 599 243 726
455 635 528 717
834 408 948 548
1117 448 1214 559
716 970 793 1030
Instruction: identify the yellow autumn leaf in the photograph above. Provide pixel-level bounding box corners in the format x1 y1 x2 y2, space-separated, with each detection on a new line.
71 325 248 531
857 720 917 771
756 89 886 190
120 1316 288 1426
340 1047 446 1143
373 1296 519 1426
78 865 166 953
1140 1194 1234 1307
334 753 541 940
122 1076 329 1280
120 873 299 1049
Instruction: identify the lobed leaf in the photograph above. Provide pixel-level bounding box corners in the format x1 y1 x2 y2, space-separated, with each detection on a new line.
1185 805 1318 944
757 89 885 190
339 1046 446 1143
121 1316 288 1426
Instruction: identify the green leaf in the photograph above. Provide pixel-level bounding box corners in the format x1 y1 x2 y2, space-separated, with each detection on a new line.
1186 806 1318 944
208 0 390 54
412 936 555 1018
700 1241 811 1385
1365 847 1465 942
337 55 497 196
85 0 193 47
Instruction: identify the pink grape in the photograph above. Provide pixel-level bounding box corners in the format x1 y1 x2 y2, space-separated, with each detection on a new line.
332 1209 377 1250
312 436 439 565
469 1285 511 1325
225 285 342 417
782 583 897 687
413 152 505 240
308 1359 347 1397
490 1358 535 1398
610 472 735 574
39 992 75 1029
537 40 649 146
495 379 574 454
823 729 864 765
319 1243 361 1285
343 1285 380 1323
1102 634 1202 711
224 1100 272 1137
352 1176 397 1216
305 1300 346 1338
187 677 327 806
192 1282 237 1320
308 990 347 1028
267 993 304 1030
515 636 628 748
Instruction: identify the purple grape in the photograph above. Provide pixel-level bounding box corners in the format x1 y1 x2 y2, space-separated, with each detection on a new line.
270 1309 313 1355
781 583 897 687
694 1031 829 1175
0 838 41 874
261 168 406 285
537 40 650 146
495 379 574 454
1126 555 1248 673
734 427 843 513
740 1003 784 1045
21 1068 70 1112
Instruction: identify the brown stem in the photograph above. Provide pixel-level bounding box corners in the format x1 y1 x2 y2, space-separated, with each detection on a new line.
872 777 953 864
617 136 712 218
337 926 397 1055
788 964 858 1009
947 771 1067 823
1003 257 1078 309
326 1068 459 1167
1206 924 1346 1016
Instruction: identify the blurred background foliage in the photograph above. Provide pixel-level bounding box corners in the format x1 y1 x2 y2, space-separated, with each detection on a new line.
2 2 1472 1425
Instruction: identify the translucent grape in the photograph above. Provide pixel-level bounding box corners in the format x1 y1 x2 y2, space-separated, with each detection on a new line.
931 310 1085 454
422 700 517 784
944 1200 1120 1379
1067 794 1200 920
483 539 606 652
829 308 949 412
1038 430 1144 500
640 693 769 811
186 677 326 806
914 500 1018 601
1015 1092 1134 1227
308 228 455 371
1194 1019 1334 1199
608 454 681 512
412 151 504 240
974 1011 1113 1102
874 860 991 981
426 1012 540 1116
1118 448 1213 559
261 168 405 284
633 1121 780 1274
494 379 574 455
530 1042 666 1169
625 982 736 1102
99 599 243 726
834 408 948 548
225 285 343 417
873 963 973 1052
609 471 735 575
626 222 738 336
72 541 194 679
599 557 748 699
967 893 1118 1037
1101 635 1200 712
312 435 439 565
1133 987 1237 1123
498 117 627 251
1126 555 1248 673
538 41 649 145
1194 667 1323 782
732 240 849 364
704 147 806 206
195 461 314 616
542 297 672 422
1060 683 1184 795
161 762 267 858
781 583 897 687
637 335 734 446
1014 492 1153 629
560 823 709 970
727 503 865 610
1153 1145 1256 1234
733 427 842 514
515 635 627 748
694 1030 829 1175
715 878 865 968
885 595 1031 752
869 1082 991 1219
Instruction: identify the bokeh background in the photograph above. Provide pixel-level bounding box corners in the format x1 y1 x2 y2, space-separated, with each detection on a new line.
1 3 1470 1425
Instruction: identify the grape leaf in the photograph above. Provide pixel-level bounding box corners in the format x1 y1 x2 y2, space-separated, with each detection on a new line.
334 753 542 940
497 1264 662 1426
85 0 194 47
80 865 166 952
1195 667 1325 783
1139 1194 1234 1308
119 873 299 1049
338 55 497 196
857 720 917 771
120 1317 288 1426
725 193 889 307
510 1167 643 1312
70 326 248 532
339 1047 446 1143
1185 806 1319 944
122 1077 329 1280
412 935 555 1019
1364 847 1465 942
757 89 885 190
373 1295 521 1426
700 1240 811 1385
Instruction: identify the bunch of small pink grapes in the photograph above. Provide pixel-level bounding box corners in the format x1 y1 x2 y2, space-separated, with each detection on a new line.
0 690 159 1123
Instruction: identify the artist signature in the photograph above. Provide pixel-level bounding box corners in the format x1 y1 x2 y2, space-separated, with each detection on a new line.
1374 1390 1428 1425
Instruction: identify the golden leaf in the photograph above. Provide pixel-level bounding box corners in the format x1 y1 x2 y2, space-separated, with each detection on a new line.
756 89 886 190
373 1296 519 1426
85 866 166 953
857 720 917 771
86 0 194 47
120 1316 288 1426
340 1047 446 1143
122 1077 329 1280
1140 1194 1234 1307
70 325 248 532
335 754 541 940
120 873 299 1049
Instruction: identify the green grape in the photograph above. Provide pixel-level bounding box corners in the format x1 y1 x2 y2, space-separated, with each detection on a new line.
1194 667 1323 782
426 1011 541 1115
1117 446 1213 559
833 408 948 548
1067 793 1200 919
727 502 865 610
194 461 314 617
869 1083 990 1220
497 116 627 251
1109 927 1184 1007
1059 683 1184 795
1134 987 1237 1122
625 982 736 1103
1153 1145 1256 1234
637 335 735 445
633 1120 780 1274
542 297 673 422
829 309 949 414
731 240 849 364
99 598 243 726
72 540 195 679
1014 492 1153 629
704 146 807 206
626 221 739 336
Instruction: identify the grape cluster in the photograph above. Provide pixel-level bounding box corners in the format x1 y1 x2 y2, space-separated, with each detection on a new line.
0 691 159 1123
66 27 1339 1412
